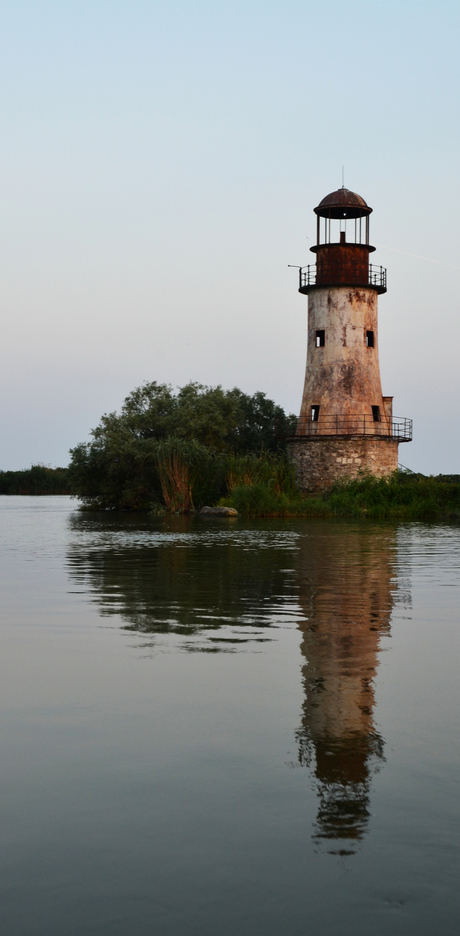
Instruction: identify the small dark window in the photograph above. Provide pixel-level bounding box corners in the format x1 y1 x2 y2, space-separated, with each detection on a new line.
372 405 380 422
316 329 325 348
311 405 320 422
366 330 374 347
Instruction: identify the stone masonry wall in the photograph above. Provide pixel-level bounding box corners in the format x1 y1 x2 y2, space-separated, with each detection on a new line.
288 436 399 491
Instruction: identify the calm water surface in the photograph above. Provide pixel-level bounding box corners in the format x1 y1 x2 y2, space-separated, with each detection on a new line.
0 497 459 934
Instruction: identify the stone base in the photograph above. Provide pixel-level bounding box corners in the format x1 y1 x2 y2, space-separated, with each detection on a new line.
288 436 399 491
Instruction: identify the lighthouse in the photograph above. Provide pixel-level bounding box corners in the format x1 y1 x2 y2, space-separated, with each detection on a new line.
288 187 412 490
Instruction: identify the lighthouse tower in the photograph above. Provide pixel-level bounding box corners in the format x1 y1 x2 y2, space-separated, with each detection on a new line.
288 187 412 490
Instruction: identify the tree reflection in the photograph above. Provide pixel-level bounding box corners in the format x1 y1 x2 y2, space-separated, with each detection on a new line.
66 514 300 647
296 527 397 854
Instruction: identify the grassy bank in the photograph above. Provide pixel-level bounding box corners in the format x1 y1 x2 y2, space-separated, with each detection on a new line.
219 472 460 521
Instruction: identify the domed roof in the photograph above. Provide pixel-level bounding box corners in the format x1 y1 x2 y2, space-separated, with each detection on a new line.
314 187 372 219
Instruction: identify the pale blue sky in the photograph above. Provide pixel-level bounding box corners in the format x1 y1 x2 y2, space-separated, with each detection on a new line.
1 0 459 472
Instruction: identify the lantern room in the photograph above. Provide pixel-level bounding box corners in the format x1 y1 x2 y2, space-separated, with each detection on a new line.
299 187 387 294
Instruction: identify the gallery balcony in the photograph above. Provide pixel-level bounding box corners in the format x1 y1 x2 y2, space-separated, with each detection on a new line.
293 414 412 442
298 263 387 295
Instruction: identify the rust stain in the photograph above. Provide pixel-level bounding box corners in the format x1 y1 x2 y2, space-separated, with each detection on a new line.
339 363 356 396
316 244 369 288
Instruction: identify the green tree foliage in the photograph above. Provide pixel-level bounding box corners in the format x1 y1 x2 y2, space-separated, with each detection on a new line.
0 465 70 495
84 381 296 451
68 381 297 510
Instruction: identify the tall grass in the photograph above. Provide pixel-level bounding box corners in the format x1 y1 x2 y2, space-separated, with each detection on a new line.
154 448 304 515
153 448 306 515
226 452 297 493
324 472 460 520
219 454 326 517
220 469 460 520
220 482 327 517
154 439 216 513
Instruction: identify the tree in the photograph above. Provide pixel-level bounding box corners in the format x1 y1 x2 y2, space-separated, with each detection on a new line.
68 381 297 510
0 465 70 495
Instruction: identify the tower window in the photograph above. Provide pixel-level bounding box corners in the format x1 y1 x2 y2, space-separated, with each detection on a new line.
372 405 380 422
316 330 325 347
311 405 320 422
366 330 374 347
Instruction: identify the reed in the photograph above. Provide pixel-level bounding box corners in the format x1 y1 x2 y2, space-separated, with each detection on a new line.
156 451 193 513
153 439 239 513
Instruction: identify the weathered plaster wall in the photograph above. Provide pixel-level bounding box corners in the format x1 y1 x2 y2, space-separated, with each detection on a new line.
297 286 385 433
288 436 399 491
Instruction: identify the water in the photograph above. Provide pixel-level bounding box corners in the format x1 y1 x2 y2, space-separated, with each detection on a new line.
0 497 459 934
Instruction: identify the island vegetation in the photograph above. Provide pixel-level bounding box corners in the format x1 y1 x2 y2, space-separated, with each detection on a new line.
65 379 460 521
2 383 459 522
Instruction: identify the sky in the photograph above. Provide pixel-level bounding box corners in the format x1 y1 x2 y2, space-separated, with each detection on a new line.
1 0 459 473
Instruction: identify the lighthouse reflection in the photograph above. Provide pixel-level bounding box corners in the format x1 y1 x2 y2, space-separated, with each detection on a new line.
296 527 396 853
66 515 399 854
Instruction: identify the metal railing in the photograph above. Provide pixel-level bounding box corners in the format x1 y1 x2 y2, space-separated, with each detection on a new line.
294 414 412 442
299 263 387 291
369 264 387 290
299 264 317 288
